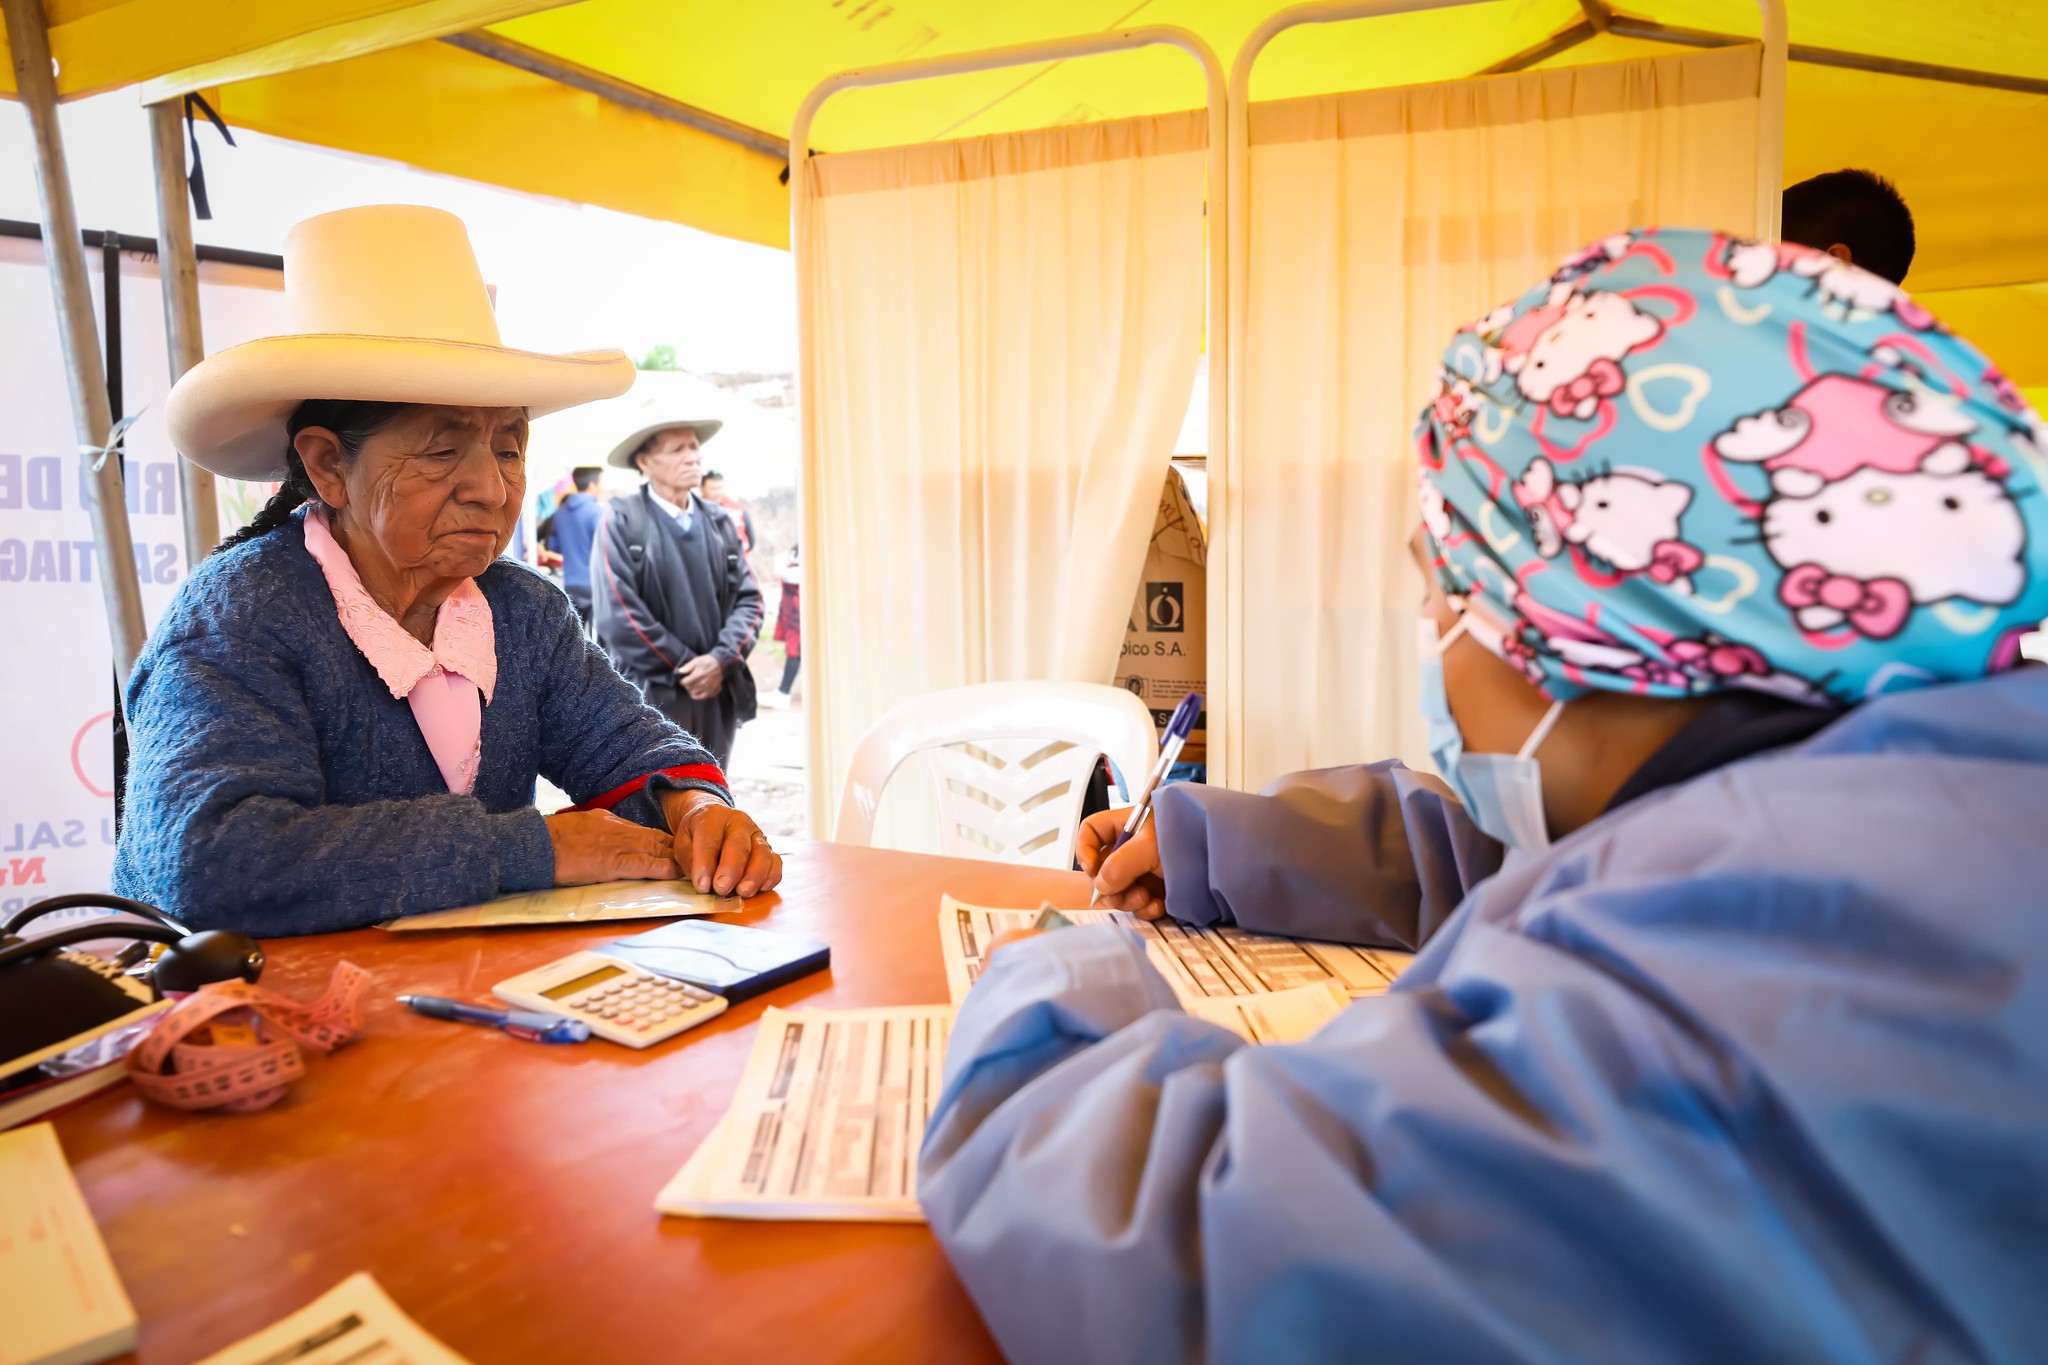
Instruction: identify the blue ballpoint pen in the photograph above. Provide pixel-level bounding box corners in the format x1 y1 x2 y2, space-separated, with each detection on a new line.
397 994 592 1044
1109 692 1204 856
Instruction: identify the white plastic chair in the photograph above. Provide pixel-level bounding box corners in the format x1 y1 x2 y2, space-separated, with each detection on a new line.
834 682 1161 869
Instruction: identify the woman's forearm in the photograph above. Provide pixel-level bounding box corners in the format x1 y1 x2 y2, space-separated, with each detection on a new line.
1153 760 1502 950
119 787 552 935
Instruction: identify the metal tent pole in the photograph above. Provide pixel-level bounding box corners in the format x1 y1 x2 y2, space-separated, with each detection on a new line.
3 0 149 686
442 31 790 160
147 97 221 562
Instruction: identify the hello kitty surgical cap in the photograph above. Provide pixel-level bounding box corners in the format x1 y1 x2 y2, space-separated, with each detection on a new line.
1417 226 2048 706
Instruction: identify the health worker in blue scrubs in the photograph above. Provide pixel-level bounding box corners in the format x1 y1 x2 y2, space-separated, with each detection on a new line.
918 227 2048 1365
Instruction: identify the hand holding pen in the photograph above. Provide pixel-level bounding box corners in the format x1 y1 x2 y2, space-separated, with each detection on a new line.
1076 693 1202 919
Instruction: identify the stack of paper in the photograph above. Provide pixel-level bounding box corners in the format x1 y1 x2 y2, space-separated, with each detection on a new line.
1182 979 1354 1043
939 896 1412 1016
193 1273 472 1365
657 901 1411 1225
0 1123 135 1365
656 1005 951 1223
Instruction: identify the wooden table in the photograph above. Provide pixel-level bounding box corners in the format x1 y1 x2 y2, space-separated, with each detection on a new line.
56 842 1088 1364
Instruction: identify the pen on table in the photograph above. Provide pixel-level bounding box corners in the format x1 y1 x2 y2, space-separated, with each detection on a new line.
397 994 591 1044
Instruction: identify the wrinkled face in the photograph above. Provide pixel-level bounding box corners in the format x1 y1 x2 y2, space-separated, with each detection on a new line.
309 405 526 582
637 427 702 496
1762 465 2027 605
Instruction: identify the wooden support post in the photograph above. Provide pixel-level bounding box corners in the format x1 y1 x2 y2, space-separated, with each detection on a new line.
147 97 221 562
3 0 150 685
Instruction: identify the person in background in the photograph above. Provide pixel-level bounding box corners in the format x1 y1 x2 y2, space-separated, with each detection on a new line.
922 227 2048 1363
544 464 605 625
698 469 756 552
592 416 762 766
763 542 800 710
1782 167 1916 284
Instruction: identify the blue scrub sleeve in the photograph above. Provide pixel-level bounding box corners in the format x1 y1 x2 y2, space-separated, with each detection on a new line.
1151 760 1503 949
919 908 1972 1365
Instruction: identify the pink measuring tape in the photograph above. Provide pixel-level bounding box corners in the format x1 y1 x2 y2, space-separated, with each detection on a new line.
125 962 369 1113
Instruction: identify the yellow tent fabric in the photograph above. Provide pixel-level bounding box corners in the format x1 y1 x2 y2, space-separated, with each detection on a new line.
0 0 565 100
7 1 2044 381
200 39 792 251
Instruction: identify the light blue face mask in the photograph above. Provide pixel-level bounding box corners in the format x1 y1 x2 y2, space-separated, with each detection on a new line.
1417 615 1565 852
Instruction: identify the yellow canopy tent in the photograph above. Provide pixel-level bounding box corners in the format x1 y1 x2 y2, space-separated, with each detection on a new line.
3 1 2041 396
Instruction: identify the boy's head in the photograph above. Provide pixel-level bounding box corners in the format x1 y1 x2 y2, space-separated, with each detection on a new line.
571 465 602 492
1782 169 1916 285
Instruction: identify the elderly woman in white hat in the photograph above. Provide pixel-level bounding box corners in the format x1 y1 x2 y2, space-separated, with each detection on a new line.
112 205 780 935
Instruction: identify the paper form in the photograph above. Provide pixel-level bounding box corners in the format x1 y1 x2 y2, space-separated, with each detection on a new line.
940 896 1413 1010
383 879 737 932
192 1273 472 1365
0 1123 136 1365
656 1006 952 1222
1182 979 1353 1043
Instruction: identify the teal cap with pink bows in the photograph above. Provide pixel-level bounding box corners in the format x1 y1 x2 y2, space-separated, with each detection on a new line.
1417 226 2048 706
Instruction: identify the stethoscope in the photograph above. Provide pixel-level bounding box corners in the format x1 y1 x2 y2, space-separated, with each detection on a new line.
0 893 264 995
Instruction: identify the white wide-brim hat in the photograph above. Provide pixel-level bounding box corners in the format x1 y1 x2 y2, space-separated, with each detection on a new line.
167 205 636 481
606 416 724 470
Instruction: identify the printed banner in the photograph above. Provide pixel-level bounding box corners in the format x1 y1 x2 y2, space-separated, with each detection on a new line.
0 239 283 922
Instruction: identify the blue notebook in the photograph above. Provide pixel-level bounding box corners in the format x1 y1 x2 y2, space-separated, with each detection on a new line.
596 920 829 1002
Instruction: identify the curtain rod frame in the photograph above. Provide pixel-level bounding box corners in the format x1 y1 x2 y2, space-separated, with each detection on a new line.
1219 0 1785 788
788 27 1230 830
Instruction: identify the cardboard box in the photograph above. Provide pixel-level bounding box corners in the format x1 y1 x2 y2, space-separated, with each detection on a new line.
1115 466 1207 765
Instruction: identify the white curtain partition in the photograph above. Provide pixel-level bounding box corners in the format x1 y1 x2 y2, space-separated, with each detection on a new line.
799 111 1206 837
1234 45 1764 789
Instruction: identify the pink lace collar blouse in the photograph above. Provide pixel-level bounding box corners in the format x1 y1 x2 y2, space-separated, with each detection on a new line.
301 505 497 794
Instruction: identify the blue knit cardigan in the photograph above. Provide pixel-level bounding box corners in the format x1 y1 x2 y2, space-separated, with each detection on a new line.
112 513 729 936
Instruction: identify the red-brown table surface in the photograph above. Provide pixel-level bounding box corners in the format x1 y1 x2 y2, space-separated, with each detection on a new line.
53 841 1088 1364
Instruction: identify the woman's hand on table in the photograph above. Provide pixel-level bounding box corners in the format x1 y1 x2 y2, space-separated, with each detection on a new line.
663 790 783 898
1077 809 1168 920
546 810 682 885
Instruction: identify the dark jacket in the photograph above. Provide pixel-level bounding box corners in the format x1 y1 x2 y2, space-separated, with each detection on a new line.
592 487 762 721
545 491 604 589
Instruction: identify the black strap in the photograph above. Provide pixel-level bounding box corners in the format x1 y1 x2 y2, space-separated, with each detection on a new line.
182 93 237 221
708 504 743 620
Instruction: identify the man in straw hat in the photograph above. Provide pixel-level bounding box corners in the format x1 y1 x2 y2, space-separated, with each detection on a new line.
115 205 780 935
590 414 762 768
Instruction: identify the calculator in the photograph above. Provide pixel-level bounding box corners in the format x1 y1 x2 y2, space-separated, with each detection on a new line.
492 951 727 1049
